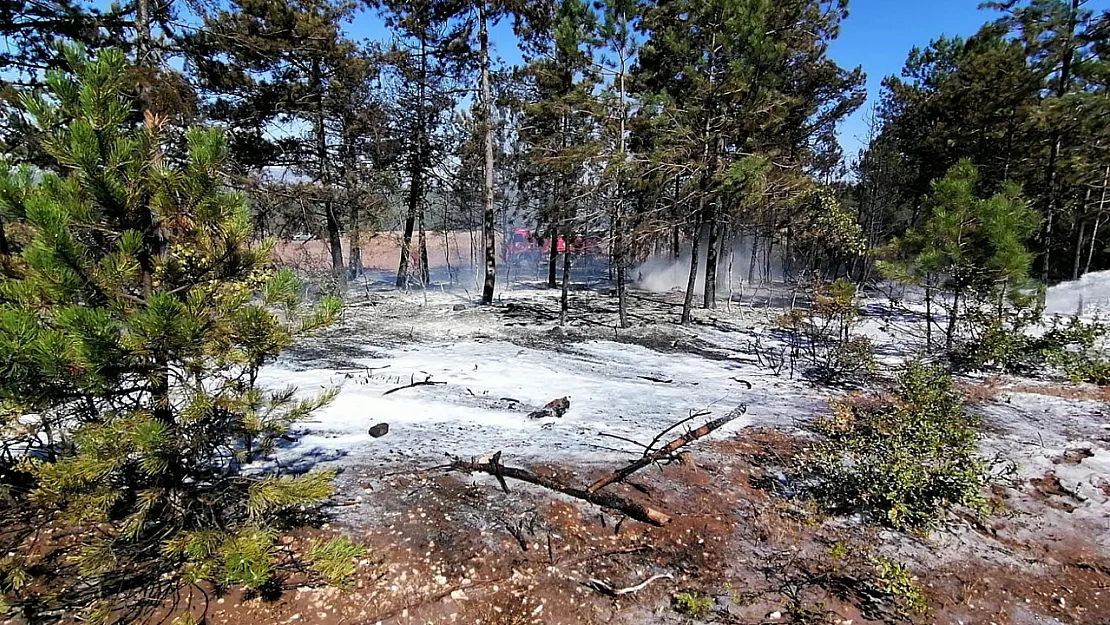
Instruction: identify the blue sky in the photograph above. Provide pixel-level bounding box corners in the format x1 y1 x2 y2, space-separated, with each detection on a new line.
831 0 1100 159
830 0 997 159
347 0 1109 163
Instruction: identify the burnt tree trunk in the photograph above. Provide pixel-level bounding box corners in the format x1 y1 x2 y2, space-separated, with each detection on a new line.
479 3 497 304
681 216 703 325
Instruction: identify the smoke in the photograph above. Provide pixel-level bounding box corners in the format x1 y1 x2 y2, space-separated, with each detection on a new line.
1045 270 1110 317
632 236 778 293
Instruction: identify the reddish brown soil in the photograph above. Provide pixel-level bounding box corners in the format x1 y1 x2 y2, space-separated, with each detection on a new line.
124 427 1110 625
273 231 492 271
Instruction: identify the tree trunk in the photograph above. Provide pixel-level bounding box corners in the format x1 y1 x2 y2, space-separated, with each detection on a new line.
1039 0 1080 290
324 201 346 291
945 288 960 353
479 3 497 304
312 58 344 292
398 33 429 289
703 201 718 309
681 217 703 325
418 204 430 285
1088 165 1110 275
135 0 151 66
547 208 559 287
672 176 681 260
747 233 759 284
1087 214 1102 276
1074 214 1087 281
0 215 9 258
398 197 417 288
560 227 572 325
615 53 630 329
925 279 933 351
348 201 361 281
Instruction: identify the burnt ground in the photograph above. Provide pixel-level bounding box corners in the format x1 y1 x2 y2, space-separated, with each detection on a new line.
174 285 1110 625
13 283 1110 625
153 425 1110 625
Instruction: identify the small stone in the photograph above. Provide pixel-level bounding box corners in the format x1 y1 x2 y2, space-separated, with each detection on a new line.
369 423 389 438
767 611 782 620
450 590 468 601
453 303 467 311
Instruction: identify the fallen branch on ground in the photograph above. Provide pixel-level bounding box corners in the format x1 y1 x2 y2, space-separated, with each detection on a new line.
584 573 674 596
384 373 446 396
450 455 672 526
587 405 747 494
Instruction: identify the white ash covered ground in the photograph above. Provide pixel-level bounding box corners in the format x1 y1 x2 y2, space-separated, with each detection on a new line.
236 278 1110 625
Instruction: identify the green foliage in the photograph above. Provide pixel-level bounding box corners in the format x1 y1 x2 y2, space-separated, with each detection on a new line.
673 591 713 619
776 279 875 384
0 48 342 619
871 555 927 617
881 159 1039 351
956 309 1110 384
792 187 868 259
808 363 988 531
306 536 367 587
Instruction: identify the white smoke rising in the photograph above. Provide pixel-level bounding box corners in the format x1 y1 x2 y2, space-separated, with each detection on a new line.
1045 270 1110 317
632 237 776 293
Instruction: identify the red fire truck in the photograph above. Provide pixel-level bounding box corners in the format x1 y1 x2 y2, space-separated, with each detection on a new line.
505 228 601 266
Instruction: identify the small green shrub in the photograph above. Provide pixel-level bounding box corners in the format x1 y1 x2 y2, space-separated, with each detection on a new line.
958 310 1110 383
807 363 988 531
871 555 927 616
777 279 876 384
673 592 713 618
305 536 367 587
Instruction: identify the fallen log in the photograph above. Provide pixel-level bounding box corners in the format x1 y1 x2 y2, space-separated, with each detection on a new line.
451 456 672 526
587 405 746 494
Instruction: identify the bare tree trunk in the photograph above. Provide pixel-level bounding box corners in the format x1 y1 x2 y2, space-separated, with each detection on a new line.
681 216 703 325
1088 214 1103 276
1039 0 1080 291
135 0 151 66
560 227 572 325
764 231 774 284
672 176 681 260
348 201 362 281
0 215 9 258
547 220 559 288
615 50 630 329
418 204 430 285
747 232 758 284
1074 214 1088 281
398 193 417 288
945 289 960 353
313 58 345 293
925 279 933 351
703 202 718 309
1088 165 1110 275
324 201 346 291
479 3 497 304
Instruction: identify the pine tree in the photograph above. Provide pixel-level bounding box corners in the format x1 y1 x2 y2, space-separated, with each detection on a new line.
635 0 862 320
594 0 642 328
519 0 601 318
376 0 467 288
0 48 356 622
879 159 1040 351
185 0 371 293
